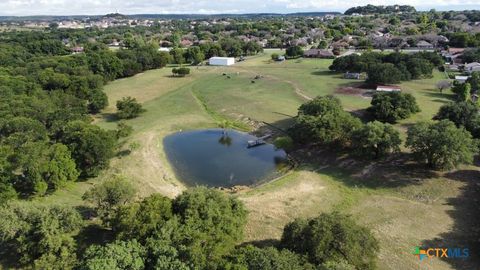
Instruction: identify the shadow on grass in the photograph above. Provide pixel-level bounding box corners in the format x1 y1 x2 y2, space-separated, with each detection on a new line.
290 145 437 189
0 242 20 269
263 115 437 189
423 91 455 102
311 70 335 76
116 149 132 158
349 109 372 123
76 205 96 220
273 111 296 118
399 122 417 130
431 99 451 104
75 223 115 255
421 170 480 269
99 112 119 123
239 239 281 248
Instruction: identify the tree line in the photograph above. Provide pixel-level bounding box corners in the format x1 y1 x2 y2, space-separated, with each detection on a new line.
287 95 478 170
329 51 443 85
344 4 416 15
0 180 379 270
0 31 172 201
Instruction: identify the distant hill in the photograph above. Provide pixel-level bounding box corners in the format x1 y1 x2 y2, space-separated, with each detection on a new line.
131 12 341 19
103 13 128 19
0 12 341 22
344 4 416 15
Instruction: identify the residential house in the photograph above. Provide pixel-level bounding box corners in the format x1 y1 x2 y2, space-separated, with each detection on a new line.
303 49 335 59
442 48 465 64
447 64 461 72
71 47 84 54
376 85 401 92
344 72 362 80
416 40 434 49
180 39 193 47
455 76 470 84
465 62 480 74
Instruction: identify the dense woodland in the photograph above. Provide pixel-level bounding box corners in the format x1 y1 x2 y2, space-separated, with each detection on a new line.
0 4 480 269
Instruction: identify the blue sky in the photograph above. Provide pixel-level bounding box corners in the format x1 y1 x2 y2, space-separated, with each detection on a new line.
0 0 479 16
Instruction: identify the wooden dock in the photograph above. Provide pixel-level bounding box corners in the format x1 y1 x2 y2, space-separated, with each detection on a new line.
247 134 271 148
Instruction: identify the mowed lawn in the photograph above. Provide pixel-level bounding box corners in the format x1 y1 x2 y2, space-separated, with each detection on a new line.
34 52 478 270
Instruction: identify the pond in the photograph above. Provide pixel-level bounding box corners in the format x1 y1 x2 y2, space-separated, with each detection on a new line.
163 129 288 187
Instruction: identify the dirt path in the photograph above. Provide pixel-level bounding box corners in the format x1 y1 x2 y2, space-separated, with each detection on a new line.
129 131 184 198
281 78 313 101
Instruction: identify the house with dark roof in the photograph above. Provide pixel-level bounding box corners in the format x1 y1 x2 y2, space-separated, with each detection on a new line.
303 49 334 59
465 62 480 74
416 40 434 49
71 47 84 54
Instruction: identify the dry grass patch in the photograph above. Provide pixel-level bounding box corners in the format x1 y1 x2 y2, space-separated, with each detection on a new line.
350 194 459 270
239 170 343 242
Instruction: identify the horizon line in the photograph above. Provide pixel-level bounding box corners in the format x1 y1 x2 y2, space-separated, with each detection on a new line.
1 5 480 18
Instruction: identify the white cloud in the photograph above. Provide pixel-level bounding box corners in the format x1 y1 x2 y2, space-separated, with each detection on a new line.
0 0 478 16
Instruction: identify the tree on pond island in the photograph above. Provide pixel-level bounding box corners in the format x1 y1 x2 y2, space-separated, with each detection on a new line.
406 120 478 170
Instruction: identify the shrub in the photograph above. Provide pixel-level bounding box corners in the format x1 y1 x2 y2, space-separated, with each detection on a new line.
274 136 294 151
172 67 191 77
116 120 133 138
116 96 145 119
285 46 304 59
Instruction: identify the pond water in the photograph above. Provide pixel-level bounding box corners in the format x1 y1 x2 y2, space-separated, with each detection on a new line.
163 129 288 187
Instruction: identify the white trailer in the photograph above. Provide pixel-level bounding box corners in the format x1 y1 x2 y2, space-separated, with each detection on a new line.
209 57 235 66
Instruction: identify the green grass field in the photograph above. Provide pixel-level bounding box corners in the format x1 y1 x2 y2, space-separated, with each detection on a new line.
34 50 479 270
